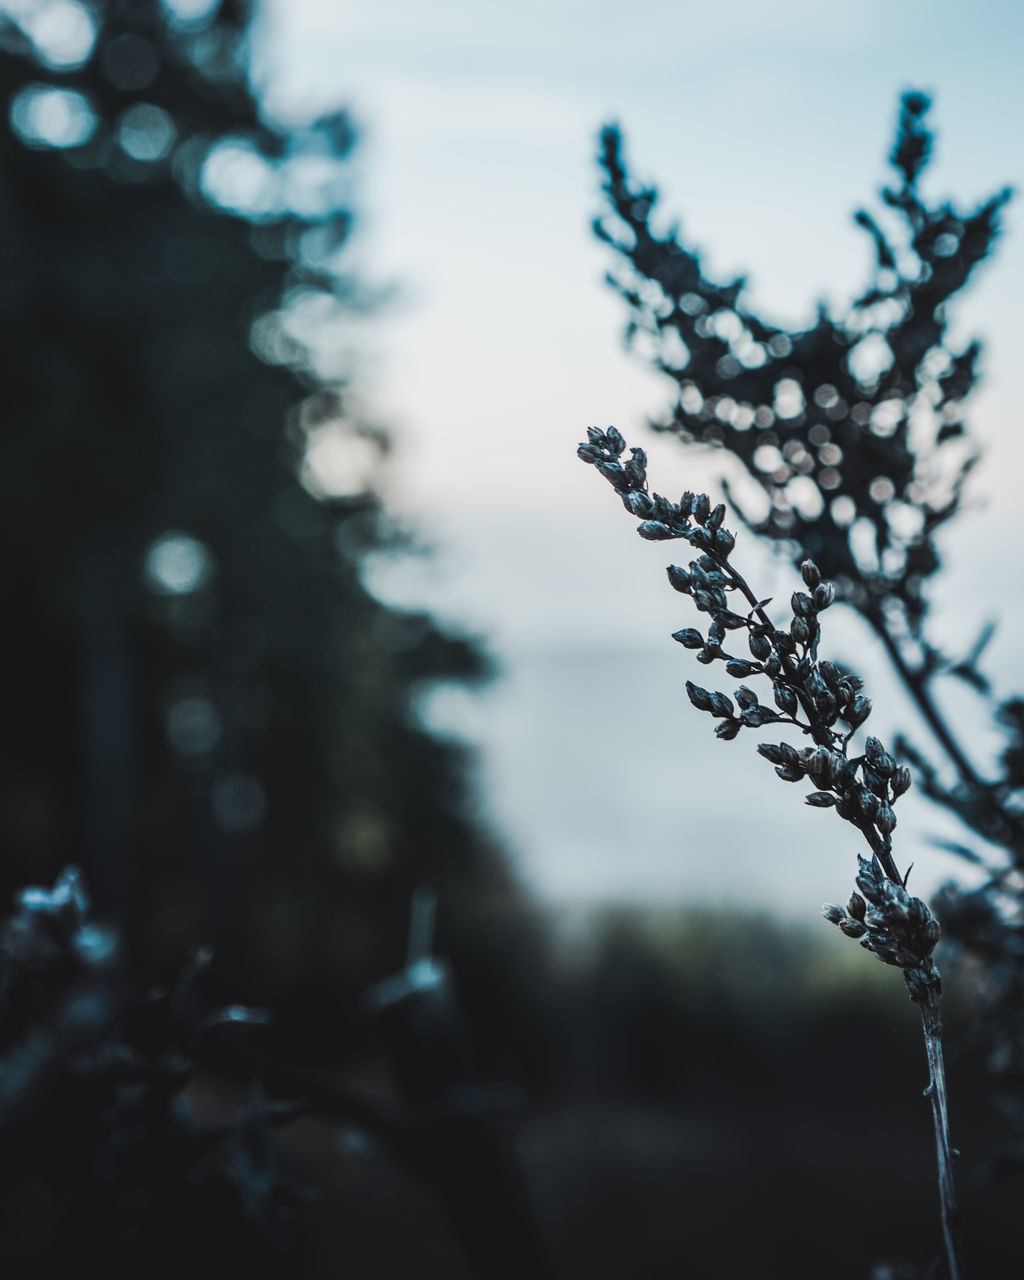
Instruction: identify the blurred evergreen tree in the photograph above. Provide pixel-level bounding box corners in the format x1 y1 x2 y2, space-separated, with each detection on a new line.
0 0 512 1041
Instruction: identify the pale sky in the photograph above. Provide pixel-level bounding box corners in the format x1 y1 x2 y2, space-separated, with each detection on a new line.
247 0 1024 911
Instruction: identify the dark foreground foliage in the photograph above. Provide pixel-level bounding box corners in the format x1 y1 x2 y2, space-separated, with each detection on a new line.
5 864 1022 1280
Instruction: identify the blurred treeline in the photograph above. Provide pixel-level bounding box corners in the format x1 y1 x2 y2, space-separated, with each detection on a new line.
0 3 1020 1278
0 0 533 1058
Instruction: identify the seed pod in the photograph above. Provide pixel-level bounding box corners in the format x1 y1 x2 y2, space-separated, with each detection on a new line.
757 743 785 764
822 903 845 925
726 659 760 677
709 691 735 718
606 427 626 454
840 918 867 939
686 682 713 712
891 765 912 798
719 611 748 630
679 491 695 517
596 460 626 488
623 490 656 518
775 764 804 782
859 789 881 821
707 502 726 530
715 718 741 740
801 560 821 589
773 682 798 716
847 892 867 921
672 628 704 649
667 566 691 593
875 750 896 777
749 631 772 660
693 493 711 524
791 617 811 646
791 591 815 618
713 528 736 556
814 581 836 610
689 527 713 551
846 695 872 727
586 426 604 444
625 447 648 488
805 791 837 807
822 752 847 787
875 805 897 836
907 897 931 929
735 686 758 710
764 655 782 678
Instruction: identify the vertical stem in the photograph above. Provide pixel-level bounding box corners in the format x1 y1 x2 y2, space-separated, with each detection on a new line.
918 986 962 1280
866 612 985 793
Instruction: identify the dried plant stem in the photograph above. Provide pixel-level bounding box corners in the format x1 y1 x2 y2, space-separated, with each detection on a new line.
867 612 985 794
918 985 962 1280
579 428 965 1273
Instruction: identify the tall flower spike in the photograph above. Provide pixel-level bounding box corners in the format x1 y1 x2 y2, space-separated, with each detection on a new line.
579 425 961 1280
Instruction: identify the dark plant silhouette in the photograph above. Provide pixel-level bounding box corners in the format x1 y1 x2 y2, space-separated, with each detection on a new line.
595 91 1024 1171
0 0 516 1035
0 867 554 1279
0 1 549 1276
0 866 304 1279
579 427 960 1276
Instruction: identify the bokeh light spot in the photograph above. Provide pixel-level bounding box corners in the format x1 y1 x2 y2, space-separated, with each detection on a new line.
116 102 176 162
211 774 266 832
144 532 213 595
10 83 95 149
166 696 222 755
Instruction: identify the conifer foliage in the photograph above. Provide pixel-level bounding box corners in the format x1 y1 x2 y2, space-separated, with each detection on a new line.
0 0 502 1014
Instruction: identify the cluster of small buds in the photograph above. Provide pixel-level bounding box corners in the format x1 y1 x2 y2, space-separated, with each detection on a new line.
580 422 958 1270
578 426 911 878
756 734 912 862
823 856 942 1002
577 426 736 558
680 558 873 746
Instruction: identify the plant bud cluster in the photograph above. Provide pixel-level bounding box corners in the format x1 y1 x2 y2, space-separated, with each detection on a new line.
823 856 942 1002
579 424 928 970
578 427 911 878
756 734 911 861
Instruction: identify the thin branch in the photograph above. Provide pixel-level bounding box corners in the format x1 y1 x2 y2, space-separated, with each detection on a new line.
918 986 963 1280
867 609 987 793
